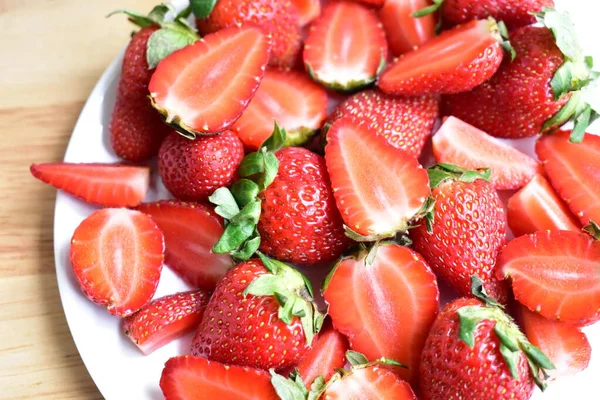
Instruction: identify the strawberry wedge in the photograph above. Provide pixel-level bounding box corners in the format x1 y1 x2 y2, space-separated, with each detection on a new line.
149 26 270 138
380 0 436 56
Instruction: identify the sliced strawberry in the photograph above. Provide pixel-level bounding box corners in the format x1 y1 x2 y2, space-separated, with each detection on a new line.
323 365 417 399
517 304 591 378
233 69 327 150
70 208 164 317
432 116 542 190
291 0 321 26
149 26 269 138
536 130 600 226
325 118 430 238
507 174 581 237
497 230 600 326
378 19 505 96
30 163 149 207
380 0 436 56
136 201 233 290
160 355 278 399
324 244 439 383
123 290 210 355
303 1 388 91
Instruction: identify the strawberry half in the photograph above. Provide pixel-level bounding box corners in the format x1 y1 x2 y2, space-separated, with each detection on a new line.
136 201 233 290
30 163 149 207
291 0 321 26
380 0 436 56
303 1 388 91
70 208 164 317
432 117 542 190
123 290 210 355
149 26 269 138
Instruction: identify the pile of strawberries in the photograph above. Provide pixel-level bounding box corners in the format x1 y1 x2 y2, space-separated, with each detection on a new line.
30 0 600 399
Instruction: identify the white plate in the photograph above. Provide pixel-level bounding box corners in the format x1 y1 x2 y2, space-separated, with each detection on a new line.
53 1 600 399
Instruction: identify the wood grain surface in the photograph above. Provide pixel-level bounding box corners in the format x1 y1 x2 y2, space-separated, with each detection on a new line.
0 1 160 398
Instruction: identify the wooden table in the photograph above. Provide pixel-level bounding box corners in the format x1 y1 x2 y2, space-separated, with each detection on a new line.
0 1 160 398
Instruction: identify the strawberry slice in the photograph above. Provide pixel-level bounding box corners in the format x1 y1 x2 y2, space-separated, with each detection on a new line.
497 229 600 326
233 69 328 150
507 174 581 237
323 365 417 399
30 163 149 207
160 355 278 399
291 0 321 26
432 116 542 190
379 0 436 56
123 290 210 355
149 26 270 138
323 243 439 383
70 208 164 317
517 304 591 378
378 19 506 96
536 130 600 226
136 201 233 290
303 1 388 91
325 118 430 238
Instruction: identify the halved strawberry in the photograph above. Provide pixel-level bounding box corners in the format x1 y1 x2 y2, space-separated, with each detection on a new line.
323 243 439 383
517 304 591 378
291 0 321 26
70 208 164 317
497 229 600 326
507 174 581 237
30 163 149 207
432 116 542 190
379 0 436 56
123 290 210 355
160 355 278 399
233 69 328 150
303 1 388 91
325 118 430 239
378 19 507 96
149 26 269 138
536 130 600 226
136 201 233 290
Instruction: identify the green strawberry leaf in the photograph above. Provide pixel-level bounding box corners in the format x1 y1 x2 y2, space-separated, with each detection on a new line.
107 4 173 28
270 369 308 400
209 187 240 219
536 8 582 62
412 0 444 18
211 221 255 254
190 0 218 19
148 3 175 22
230 179 260 208
259 151 280 191
146 25 198 69
261 122 287 152
346 350 369 366
427 164 491 188
230 199 261 225
583 221 600 240
471 275 503 308
239 151 266 177
231 235 261 260
243 274 281 297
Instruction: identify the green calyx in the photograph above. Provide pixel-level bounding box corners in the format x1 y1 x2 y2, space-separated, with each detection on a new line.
583 220 600 240
189 0 218 19
427 163 491 189
412 0 443 18
491 19 516 61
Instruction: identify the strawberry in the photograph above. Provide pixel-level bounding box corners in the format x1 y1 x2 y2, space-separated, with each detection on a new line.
123 290 210 355
303 1 388 91
149 26 270 138
380 0 436 56
432 116 542 190
158 131 244 202
536 130 600 226
191 255 323 370
411 164 508 303
496 228 600 326
233 69 328 150
196 0 302 67
517 304 591 378
160 355 278 399
291 0 321 26
378 19 509 96
70 208 164 317
507 174 581 237
136 201 233 290
352 0 385 6
325 118 430 240
30 163 149 207
326 89 439 158
323 243 439 383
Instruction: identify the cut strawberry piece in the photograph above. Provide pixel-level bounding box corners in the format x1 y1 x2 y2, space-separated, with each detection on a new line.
291 0 321 26
30 163 149 207
160 355 278 399
325 118 430 238
380 0 436 56
303 1 388 91
507 174 581 237
536 130 600 226
497 230 600 326
70 209 164 317
324 244 439 383
136 201 233 290
432 116 542 190
517 304 591 378
149 26 269 138
323 365 418 399
123 290 210 355
378 19 505 96
233 69 327 150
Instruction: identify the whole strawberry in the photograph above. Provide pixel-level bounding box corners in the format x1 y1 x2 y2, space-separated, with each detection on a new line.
191 255 323 370
411 164 508 303
158 131 244 202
